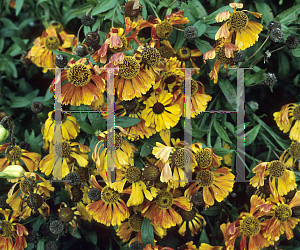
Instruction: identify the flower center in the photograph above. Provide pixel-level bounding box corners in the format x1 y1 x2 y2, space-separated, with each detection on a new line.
141 47 160 67
290 141 300 159
122 98 138 113
75 167 89 182
110 36 128 53
152 102 165 114
156 21 173 38
71 186 83 202
68 63 91 87
128 213 144 232
125 166 142 183
45 36 60 50
54 142 71 158
49 22 63 33
143 165 160 181
162 71 177 85
293 105 300 120
274 204 292 222
195 149 213 169
51 111 67 122
230 11 249 31
0 220 14 238
20 177 37 194
171 149 192 168
159 46 175 59
156 191 173 209
6 145 22 163
59 207 74 223
176 47 191 62
179 79 197 94
240 216 260 236
104 132 123 150
124 1 140 17
196 170 214 188
27 193 43 210
268 160 285 178
101 186 120 204
180 207 197 221
216 46 232 64
119 56 140 79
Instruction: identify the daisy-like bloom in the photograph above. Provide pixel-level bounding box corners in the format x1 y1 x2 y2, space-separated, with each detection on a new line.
250 160 297 197
192 143 222 170
110 165 158 207
226 195 273 250
115 55 155 101
86 175 129 226
43 110 80 145
142 186 192 229
152 130 196 188
26 26 75 73
48 22 77 48
50 58 106 106
173 79 212 118
260 191 300 241
215 3 263 50
185 167 235 207
0 209 28 250
141 90 181 132
39 141 90 178
137 10 189 44
280 141 300 170
7 172 54 220
92 128 137 171
203 39 238 84
178 206 206 236
274 103 300 141
93 17 141 63
0 143 41 173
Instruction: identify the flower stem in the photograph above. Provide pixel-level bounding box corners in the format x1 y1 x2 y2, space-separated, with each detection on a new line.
77 25 84 45
145 0 159 18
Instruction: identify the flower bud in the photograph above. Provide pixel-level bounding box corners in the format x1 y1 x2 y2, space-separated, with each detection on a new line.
0 165 25 179
0 125 9 143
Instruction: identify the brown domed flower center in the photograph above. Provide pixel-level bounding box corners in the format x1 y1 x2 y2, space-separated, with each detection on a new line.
101 186 120 204
195 148 213 169
293 105 300 120
6 145 22 162
75 167 89 182
240 215 260 236
68 63 91 87
274 204 292 222
179 79 197 94
268 160 285 178
49 22 63 33
290 141 300 159
180 207 197 221
176 47 191 62
216 46 232 64
124 1 140 17
122 98 138 113
196 170 214 188
156 191 173 209
51 111 67 122
143 165 160 181
0 220 14 238
27 193 43 210
54 141 71 158
45 36 60 50
59 207 74 223
230 11 248 31
171 148 192 168
152 102 165 114
104 132 123 150
159 46 175 59
110 36 128 53
128 213 144 232
162 71 177 85
125 166 142 183
156 21 173 38
119 56 140 79
141 47 160 67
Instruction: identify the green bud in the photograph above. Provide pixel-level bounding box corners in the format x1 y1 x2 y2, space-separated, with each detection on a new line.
0 165 25 179
0 125 9 143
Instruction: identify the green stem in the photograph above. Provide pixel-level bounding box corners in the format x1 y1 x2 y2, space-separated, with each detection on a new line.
112 6 118 28
145 0 159 18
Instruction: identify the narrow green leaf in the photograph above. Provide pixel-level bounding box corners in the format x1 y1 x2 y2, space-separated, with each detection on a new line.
292 46 300 57
37 239 45 250
244 69 267 86
201 205 222 216
77 121 94 135
11 97 31 108
140 142 151 157
68 225 81 238
141 218 154 247
15 0 24 16
195 38 213 55
115 117 141 128
193 20 206 37
199 229 210 244
92 0 118 15
0 38 4 54
254 1 273 24
245 125 261 147
12 37 26 50
86 230 97 245
6 61 18 78
218 79 237 110
212 147 234 157
276 4 300 25
203 5 232 24
0 17 19 30
213 120 232 144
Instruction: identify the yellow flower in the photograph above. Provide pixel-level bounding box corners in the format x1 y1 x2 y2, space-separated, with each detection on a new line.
280 141 300 170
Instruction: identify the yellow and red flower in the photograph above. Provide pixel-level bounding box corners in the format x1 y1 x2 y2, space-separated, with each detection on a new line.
192 143 222 170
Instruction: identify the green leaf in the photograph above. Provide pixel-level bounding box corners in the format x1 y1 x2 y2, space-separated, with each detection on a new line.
6 61 18 78
92 0 118 15
245 125 261 146
24 130 42 155
213 120 232 144
0 17 19 30
254 1 273 25
193 20 206 38
26 243 35 250
68 225 81 238
244 69 267 86
141 218 154 247
12 37 26 50
15 0 24 16
31 216 45 232
278 52 290 80
276 4 300 25
195 38 213 55
190 0 207 19
199 229 210 245
140 142 151 157
51 50 81 61
203 25 219 39
292 46 300 57
0 38 4 54
78 121 94 135
203 5 232 24
218 79 237 110
86 231 97 245
11 97 31 108
201 205 222 216
88 112 107 132
37 239 45 250
212 147 234 157
115 117 141 128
